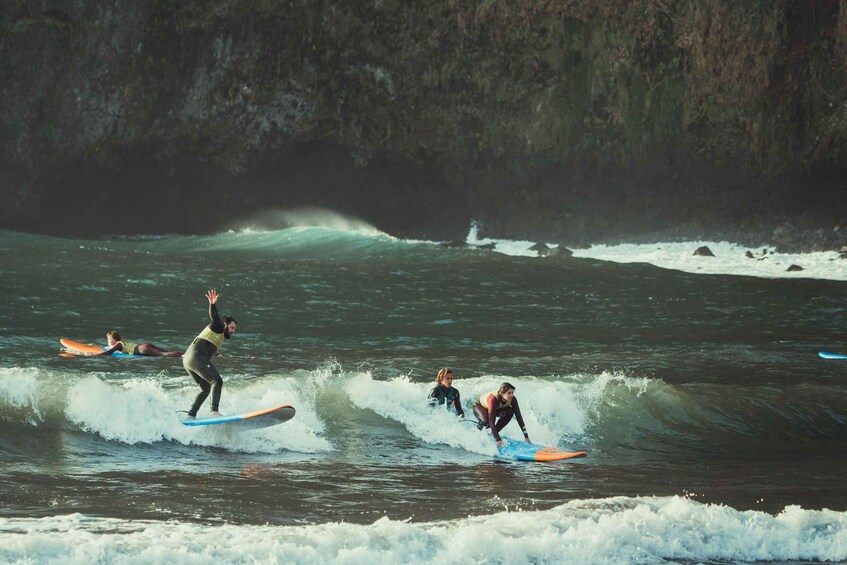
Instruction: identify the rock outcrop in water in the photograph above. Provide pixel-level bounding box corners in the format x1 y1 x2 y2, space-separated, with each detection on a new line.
1 1 846 249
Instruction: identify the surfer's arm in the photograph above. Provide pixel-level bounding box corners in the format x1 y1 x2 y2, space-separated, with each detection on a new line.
511 397 530 442
99 343 121 356
427 386 442 406
208 302 225 333
452 390 465 417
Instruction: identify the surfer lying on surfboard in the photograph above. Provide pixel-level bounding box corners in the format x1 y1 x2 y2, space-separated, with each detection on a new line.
473 382 531 448
427 368 465 418
183 289 237 419
101 331 183 357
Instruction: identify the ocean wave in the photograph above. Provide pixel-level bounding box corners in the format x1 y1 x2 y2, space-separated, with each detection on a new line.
2 496 845 564
0 368 330 454
4 365 846 460
224 207 386 237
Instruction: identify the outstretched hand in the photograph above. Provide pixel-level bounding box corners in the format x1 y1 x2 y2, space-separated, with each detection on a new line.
205 289 219 304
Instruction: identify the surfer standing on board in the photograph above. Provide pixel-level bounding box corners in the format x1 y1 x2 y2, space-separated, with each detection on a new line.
473 382 531 447
427 368 465 418
183 289 237 419
101 331 183 356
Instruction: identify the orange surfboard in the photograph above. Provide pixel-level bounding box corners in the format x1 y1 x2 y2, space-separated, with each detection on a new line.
59 338 135 357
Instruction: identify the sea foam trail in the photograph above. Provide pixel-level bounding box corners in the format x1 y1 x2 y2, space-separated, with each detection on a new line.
465 224 847 280
571 241 847 281
2 496 846 564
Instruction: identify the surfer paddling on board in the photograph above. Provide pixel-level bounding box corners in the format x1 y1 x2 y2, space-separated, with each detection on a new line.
183 289 237 419
427 368 465 418
100 331 183 357
473 382 531 448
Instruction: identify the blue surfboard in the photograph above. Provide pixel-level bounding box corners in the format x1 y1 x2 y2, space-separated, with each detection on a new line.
819 351 847 360
497 437 587 462
182 404 295 430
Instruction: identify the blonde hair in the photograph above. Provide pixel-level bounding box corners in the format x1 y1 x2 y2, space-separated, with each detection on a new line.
435 368 453 384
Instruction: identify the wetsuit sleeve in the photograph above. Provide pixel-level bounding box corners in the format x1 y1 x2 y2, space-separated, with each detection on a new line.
512 397 529 439
452 389 465 417
487 395 500 441
208 302 225 333
100 343 122 355
427 386 442 406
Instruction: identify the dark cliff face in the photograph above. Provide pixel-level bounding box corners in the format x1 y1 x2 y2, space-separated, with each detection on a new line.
1 0 846 247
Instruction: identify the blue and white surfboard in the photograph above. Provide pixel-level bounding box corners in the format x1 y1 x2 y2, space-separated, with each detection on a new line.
182 404 296 430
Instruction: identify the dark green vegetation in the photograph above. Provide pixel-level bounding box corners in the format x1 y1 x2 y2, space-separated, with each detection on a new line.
1 0 846 248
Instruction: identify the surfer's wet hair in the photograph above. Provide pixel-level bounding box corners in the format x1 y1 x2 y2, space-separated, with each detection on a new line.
107 331 121 341
436 368 453 383
223 316 237 326
498 382 516 396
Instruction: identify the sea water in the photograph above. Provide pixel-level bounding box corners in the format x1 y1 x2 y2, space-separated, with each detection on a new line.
2 220 847 564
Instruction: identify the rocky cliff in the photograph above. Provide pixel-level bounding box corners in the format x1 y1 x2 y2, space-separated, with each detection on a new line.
2 0 846 249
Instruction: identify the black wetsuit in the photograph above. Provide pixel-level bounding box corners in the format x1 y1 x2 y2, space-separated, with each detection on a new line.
428 384 465 417
184 303 226 417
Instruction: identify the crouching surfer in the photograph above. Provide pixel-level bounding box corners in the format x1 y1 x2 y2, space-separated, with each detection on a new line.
183 289 237 419
473 382 531 447
100 331 183 356
428 368 465 418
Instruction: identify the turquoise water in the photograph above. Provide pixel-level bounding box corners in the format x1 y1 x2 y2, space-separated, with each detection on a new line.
2 227 847 563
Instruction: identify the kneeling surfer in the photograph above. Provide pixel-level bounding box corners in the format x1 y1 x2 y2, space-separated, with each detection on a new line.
101 331 183 356
473 382 531 447
428 368 465 418
183 289 237 419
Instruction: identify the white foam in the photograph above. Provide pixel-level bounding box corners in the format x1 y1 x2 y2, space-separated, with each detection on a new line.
572 241 847 281
466 222 551 257
63 375 331 453
0 367 43 423
465 222 847 280
2 496 847 564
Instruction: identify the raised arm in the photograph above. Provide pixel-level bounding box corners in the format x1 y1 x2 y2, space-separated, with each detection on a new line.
206 289 225 332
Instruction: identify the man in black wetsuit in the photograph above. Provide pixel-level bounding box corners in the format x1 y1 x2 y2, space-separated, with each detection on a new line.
428 368 465 418
183 289 237 419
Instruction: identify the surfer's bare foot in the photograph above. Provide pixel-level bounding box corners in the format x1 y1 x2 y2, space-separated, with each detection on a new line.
210 411 222 417
185 415 195 420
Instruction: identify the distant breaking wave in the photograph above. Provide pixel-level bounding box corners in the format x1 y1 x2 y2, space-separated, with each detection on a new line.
225 207 385 237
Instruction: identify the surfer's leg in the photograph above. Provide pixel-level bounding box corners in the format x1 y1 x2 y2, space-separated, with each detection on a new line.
136 343 164 356
494 408 514 435
137 343 183 357
188 361 223 413
205 364 223 412
187 372 211 417
472 403 489 430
